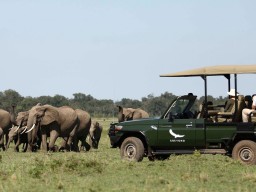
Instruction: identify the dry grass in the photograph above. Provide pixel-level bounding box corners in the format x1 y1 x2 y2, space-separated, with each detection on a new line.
1 118 256 192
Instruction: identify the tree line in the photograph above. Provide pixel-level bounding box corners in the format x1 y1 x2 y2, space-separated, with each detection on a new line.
0 89 227 117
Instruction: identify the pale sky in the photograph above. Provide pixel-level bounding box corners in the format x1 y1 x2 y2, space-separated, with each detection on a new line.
1 1 256 101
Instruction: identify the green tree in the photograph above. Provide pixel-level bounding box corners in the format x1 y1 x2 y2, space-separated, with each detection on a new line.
0 89 23 111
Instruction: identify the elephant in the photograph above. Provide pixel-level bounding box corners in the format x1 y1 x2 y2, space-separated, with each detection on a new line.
70 109 91 152
117 106 149 122
88 121 103 149
0 106 16 151
14 110 41 152
16 111 30 129
7 126 28 152
26 104 79 152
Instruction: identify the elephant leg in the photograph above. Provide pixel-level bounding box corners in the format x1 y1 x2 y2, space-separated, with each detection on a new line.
27 132 34 152
22 142 28 152
84 140 91 151
59 137 68 152
0 129 5 151
81 139 90 151
68 136 78 152
15 142 21 152
4 133 9 149
41 132 48 151
6 139 11 151
48 130 59 152
14 135 21 152
79 139 88 151
67 125 78 152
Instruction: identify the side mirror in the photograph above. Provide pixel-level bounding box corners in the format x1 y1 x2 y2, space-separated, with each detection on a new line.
168 112 174 122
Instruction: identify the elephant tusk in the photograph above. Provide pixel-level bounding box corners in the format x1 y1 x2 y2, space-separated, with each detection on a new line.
20 126 28 134
25 124 35 133
14 126 20 132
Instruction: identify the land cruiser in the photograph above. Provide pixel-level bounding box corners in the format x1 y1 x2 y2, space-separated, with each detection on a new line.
108 65 256 164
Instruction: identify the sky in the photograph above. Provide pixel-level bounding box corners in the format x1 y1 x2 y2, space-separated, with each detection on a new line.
1 1 256 101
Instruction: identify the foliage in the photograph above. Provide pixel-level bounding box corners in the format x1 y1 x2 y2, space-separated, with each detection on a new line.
1 118 256 192
0 89 229 117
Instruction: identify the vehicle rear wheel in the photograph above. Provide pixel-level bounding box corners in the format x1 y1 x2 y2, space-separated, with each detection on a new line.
232 140 256 165
120 137 144 162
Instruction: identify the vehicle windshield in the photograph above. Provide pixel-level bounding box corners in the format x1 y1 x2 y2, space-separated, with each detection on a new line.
170 99 190 114
163 94 197 119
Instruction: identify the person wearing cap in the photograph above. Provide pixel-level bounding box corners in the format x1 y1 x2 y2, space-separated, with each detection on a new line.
242 94 256 122
224 88 239 112
212 88 239 122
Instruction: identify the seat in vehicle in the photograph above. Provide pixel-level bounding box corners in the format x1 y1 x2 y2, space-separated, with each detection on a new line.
215 95 245 122
197 101 213 119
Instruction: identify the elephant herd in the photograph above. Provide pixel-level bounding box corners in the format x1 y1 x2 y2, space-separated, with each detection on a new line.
0 104 149 153
0 104 103 152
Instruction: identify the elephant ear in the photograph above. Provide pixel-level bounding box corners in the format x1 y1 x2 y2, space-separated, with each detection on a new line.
41 107 59 125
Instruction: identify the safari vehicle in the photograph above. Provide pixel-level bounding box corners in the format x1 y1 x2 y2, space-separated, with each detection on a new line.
108 65 256 164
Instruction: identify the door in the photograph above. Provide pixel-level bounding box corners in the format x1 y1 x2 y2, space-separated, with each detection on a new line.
156 93 205 150
157 119 197 150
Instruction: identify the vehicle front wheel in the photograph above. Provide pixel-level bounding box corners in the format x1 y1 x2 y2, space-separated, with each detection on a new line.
120 137 144 162
232 140 256 165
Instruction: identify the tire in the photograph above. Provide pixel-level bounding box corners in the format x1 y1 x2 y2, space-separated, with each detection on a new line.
120 137 145 162
232 140 256 165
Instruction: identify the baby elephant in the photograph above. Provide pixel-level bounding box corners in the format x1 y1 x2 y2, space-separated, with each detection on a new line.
88 121 103 149
7 126 28 152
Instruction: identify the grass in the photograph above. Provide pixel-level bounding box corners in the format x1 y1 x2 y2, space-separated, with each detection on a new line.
1 118 256 192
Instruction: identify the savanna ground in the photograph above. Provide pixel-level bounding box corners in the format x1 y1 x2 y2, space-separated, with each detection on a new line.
1 118 256 192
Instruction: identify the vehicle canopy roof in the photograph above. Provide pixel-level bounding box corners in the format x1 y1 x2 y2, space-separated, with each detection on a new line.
160 65 256 77
160 64 256 119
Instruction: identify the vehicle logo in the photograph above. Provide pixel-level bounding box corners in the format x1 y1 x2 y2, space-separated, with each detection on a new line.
169 129 185 138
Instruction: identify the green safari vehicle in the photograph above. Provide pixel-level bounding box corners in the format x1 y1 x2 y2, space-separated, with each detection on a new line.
108 65 256 164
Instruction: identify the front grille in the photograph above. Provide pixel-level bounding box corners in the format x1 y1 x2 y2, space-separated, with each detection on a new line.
108 123 116 136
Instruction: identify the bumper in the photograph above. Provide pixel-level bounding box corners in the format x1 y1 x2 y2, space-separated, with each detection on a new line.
108 135 121 148
108 123 121 148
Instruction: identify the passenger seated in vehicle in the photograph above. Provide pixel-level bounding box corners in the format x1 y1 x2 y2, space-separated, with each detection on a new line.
244 95 253 109
223 89 237 111
213 89 241 122
242 94 256 122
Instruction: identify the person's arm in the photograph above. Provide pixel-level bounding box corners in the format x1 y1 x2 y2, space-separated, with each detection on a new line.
252 96 256 110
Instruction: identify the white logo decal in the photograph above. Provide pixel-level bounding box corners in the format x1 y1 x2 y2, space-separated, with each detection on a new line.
169 129 185 138
151 125 157 130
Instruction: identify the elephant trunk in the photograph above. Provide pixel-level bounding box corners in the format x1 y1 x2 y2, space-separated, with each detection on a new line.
6 137 14 150
26 116 38 151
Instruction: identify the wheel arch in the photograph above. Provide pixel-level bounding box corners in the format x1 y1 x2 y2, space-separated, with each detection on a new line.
231 133 256 150
117 131 148 151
